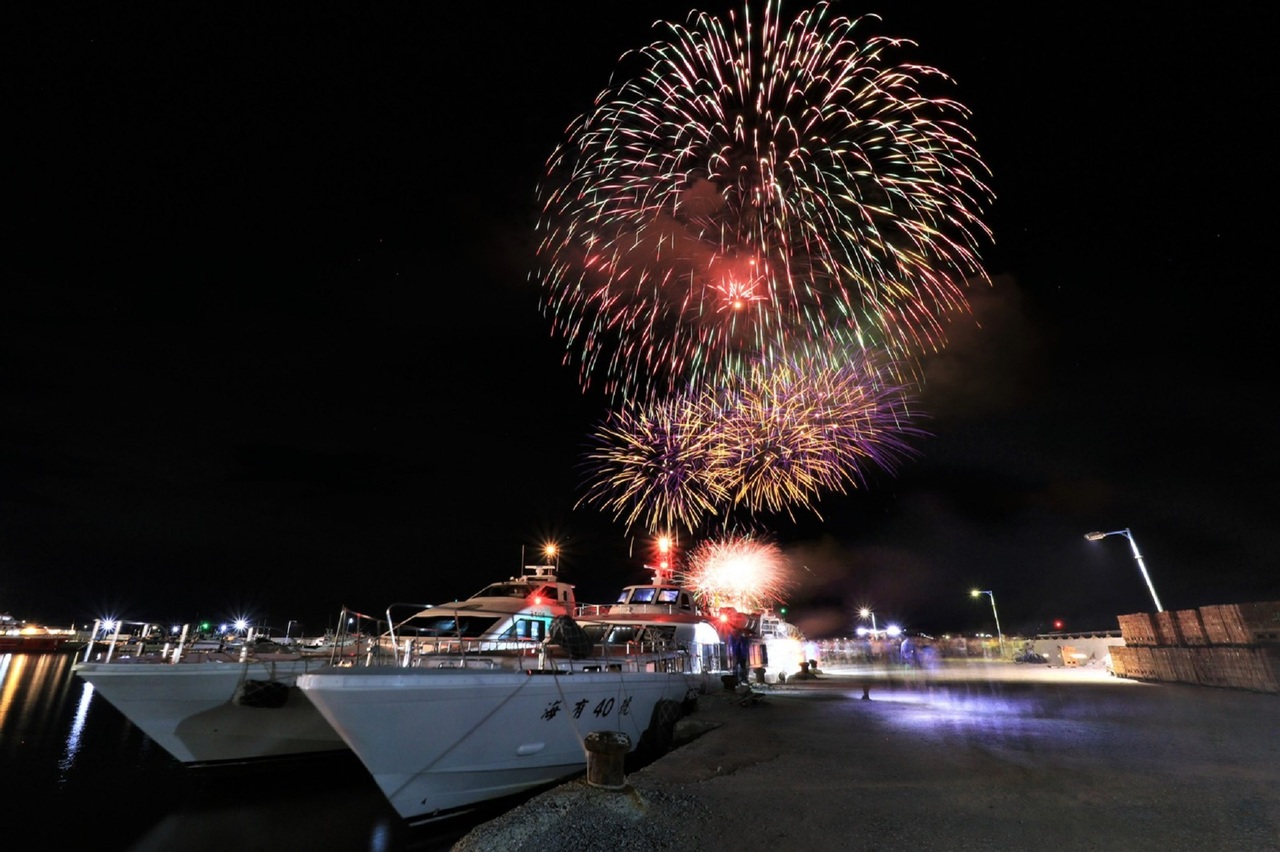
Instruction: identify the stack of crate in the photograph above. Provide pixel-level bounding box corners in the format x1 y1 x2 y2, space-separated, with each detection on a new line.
1111 601 1279 693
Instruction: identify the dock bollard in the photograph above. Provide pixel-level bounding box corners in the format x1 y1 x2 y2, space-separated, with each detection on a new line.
584 731 631 789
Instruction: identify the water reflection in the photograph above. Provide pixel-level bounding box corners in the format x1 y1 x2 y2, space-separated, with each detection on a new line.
0 651 504 850
0 651 83 756
58 677 94 775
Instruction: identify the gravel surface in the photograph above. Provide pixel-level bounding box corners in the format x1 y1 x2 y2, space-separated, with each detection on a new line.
452 662 1280 852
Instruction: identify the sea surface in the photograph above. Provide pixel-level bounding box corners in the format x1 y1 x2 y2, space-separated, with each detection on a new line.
0 651 536 851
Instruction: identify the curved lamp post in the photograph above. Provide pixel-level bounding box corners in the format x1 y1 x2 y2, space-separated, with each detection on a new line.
1084 527 1163 612
858 607 878 636
970 589 1005 655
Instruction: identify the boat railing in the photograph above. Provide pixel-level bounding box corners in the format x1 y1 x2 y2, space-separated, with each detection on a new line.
79 618 199 664
385 637 545 667
538 632 695 675
375 632 695 675
76 606 390 667
575 602 708 618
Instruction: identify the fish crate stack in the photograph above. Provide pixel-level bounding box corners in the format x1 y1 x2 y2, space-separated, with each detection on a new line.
1111 602 1280 693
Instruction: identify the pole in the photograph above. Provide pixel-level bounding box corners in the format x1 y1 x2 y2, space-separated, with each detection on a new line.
987 592 1005 655
1124 528 1164 612
83 619 101 663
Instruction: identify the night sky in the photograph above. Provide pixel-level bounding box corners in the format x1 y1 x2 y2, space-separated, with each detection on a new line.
5 3 1275 640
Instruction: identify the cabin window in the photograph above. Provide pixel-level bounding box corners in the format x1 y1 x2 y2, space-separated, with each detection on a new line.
411 615 504 639
630 587 657 604
510 618 546 641
606 626 640 644
657 588 680 604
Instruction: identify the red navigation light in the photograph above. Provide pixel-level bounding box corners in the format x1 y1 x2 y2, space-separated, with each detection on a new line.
1053 619 1065 630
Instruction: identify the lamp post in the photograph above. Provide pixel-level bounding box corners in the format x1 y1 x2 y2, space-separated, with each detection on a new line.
970 589 1005 655
858 607 878 636
1084 527 1163 612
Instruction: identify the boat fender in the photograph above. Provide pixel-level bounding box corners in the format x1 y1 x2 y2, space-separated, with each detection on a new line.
639 698 683 756
234 679 290 708
548 615 594 659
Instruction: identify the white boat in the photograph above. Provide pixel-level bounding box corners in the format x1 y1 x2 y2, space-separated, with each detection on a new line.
739 608 810 684
71 564 580 768
296 568 724 825
574 570 732 693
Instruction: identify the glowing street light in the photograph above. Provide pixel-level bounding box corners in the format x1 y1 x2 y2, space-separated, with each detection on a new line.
858 607 878 636
1084 527 1163 612
970 589 1005 654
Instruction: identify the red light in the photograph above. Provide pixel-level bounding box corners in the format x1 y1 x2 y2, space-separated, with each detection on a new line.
1053 619 1064 630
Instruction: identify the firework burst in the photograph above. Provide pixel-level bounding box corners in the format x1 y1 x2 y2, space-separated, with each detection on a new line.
710 353 928 518
580 349 926 532
578 394 728 534
678 533 795 613
533 1 993 403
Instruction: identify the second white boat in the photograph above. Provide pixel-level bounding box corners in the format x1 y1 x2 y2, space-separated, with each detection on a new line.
297 661 697 824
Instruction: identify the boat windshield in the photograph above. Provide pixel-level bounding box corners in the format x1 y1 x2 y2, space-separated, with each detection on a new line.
471 583 534 599
628 587 657 604
407 614 505 638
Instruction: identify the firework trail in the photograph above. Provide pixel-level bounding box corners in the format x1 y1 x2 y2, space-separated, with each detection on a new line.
533 0 993 404
678 532 795 613
580 349 926 532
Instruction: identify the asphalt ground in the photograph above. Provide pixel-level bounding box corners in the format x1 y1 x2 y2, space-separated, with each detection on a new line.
453 660 1280 851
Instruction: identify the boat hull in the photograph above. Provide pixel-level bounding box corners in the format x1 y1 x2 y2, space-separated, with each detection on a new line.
73 656 347 765
297 665 695 824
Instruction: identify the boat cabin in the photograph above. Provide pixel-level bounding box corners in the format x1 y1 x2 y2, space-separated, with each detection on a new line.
389 565 577 649
467 564 576 610
605 583 699 617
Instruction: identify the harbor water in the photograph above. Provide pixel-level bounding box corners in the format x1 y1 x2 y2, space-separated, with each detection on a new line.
0 651 521 850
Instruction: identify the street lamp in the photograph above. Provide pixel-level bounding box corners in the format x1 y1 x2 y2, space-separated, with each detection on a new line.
1084 527 1163 612
858 607 878 636
970 589 1005 654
